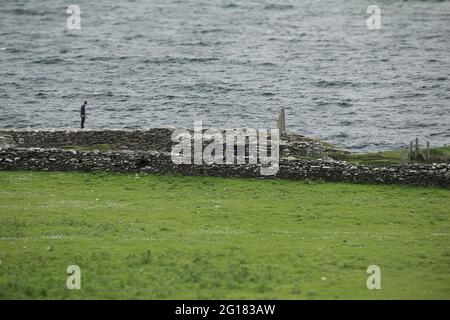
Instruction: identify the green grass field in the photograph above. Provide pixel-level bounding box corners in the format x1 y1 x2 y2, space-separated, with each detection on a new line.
0 171 449 299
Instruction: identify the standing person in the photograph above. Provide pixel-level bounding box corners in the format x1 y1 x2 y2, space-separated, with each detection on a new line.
80 101 87 129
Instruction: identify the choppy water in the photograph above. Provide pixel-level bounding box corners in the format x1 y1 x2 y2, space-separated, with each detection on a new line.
1 0 449 151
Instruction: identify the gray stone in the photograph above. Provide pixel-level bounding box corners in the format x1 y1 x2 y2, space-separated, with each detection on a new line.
0 129 448 188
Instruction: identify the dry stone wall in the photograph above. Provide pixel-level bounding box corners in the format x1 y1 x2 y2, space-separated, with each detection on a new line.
0 129 174 151
0 147 448 187
0 129 448 187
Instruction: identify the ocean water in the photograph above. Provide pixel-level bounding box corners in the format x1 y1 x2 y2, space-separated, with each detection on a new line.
0 0 449 151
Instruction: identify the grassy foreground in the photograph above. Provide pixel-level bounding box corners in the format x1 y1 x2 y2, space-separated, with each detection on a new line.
0 171 449 299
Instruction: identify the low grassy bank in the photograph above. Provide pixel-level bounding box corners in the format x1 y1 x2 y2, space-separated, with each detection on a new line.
330 145 450 166
0 171 449 299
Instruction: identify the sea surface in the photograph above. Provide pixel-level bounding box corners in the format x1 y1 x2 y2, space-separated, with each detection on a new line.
1 0 449 151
